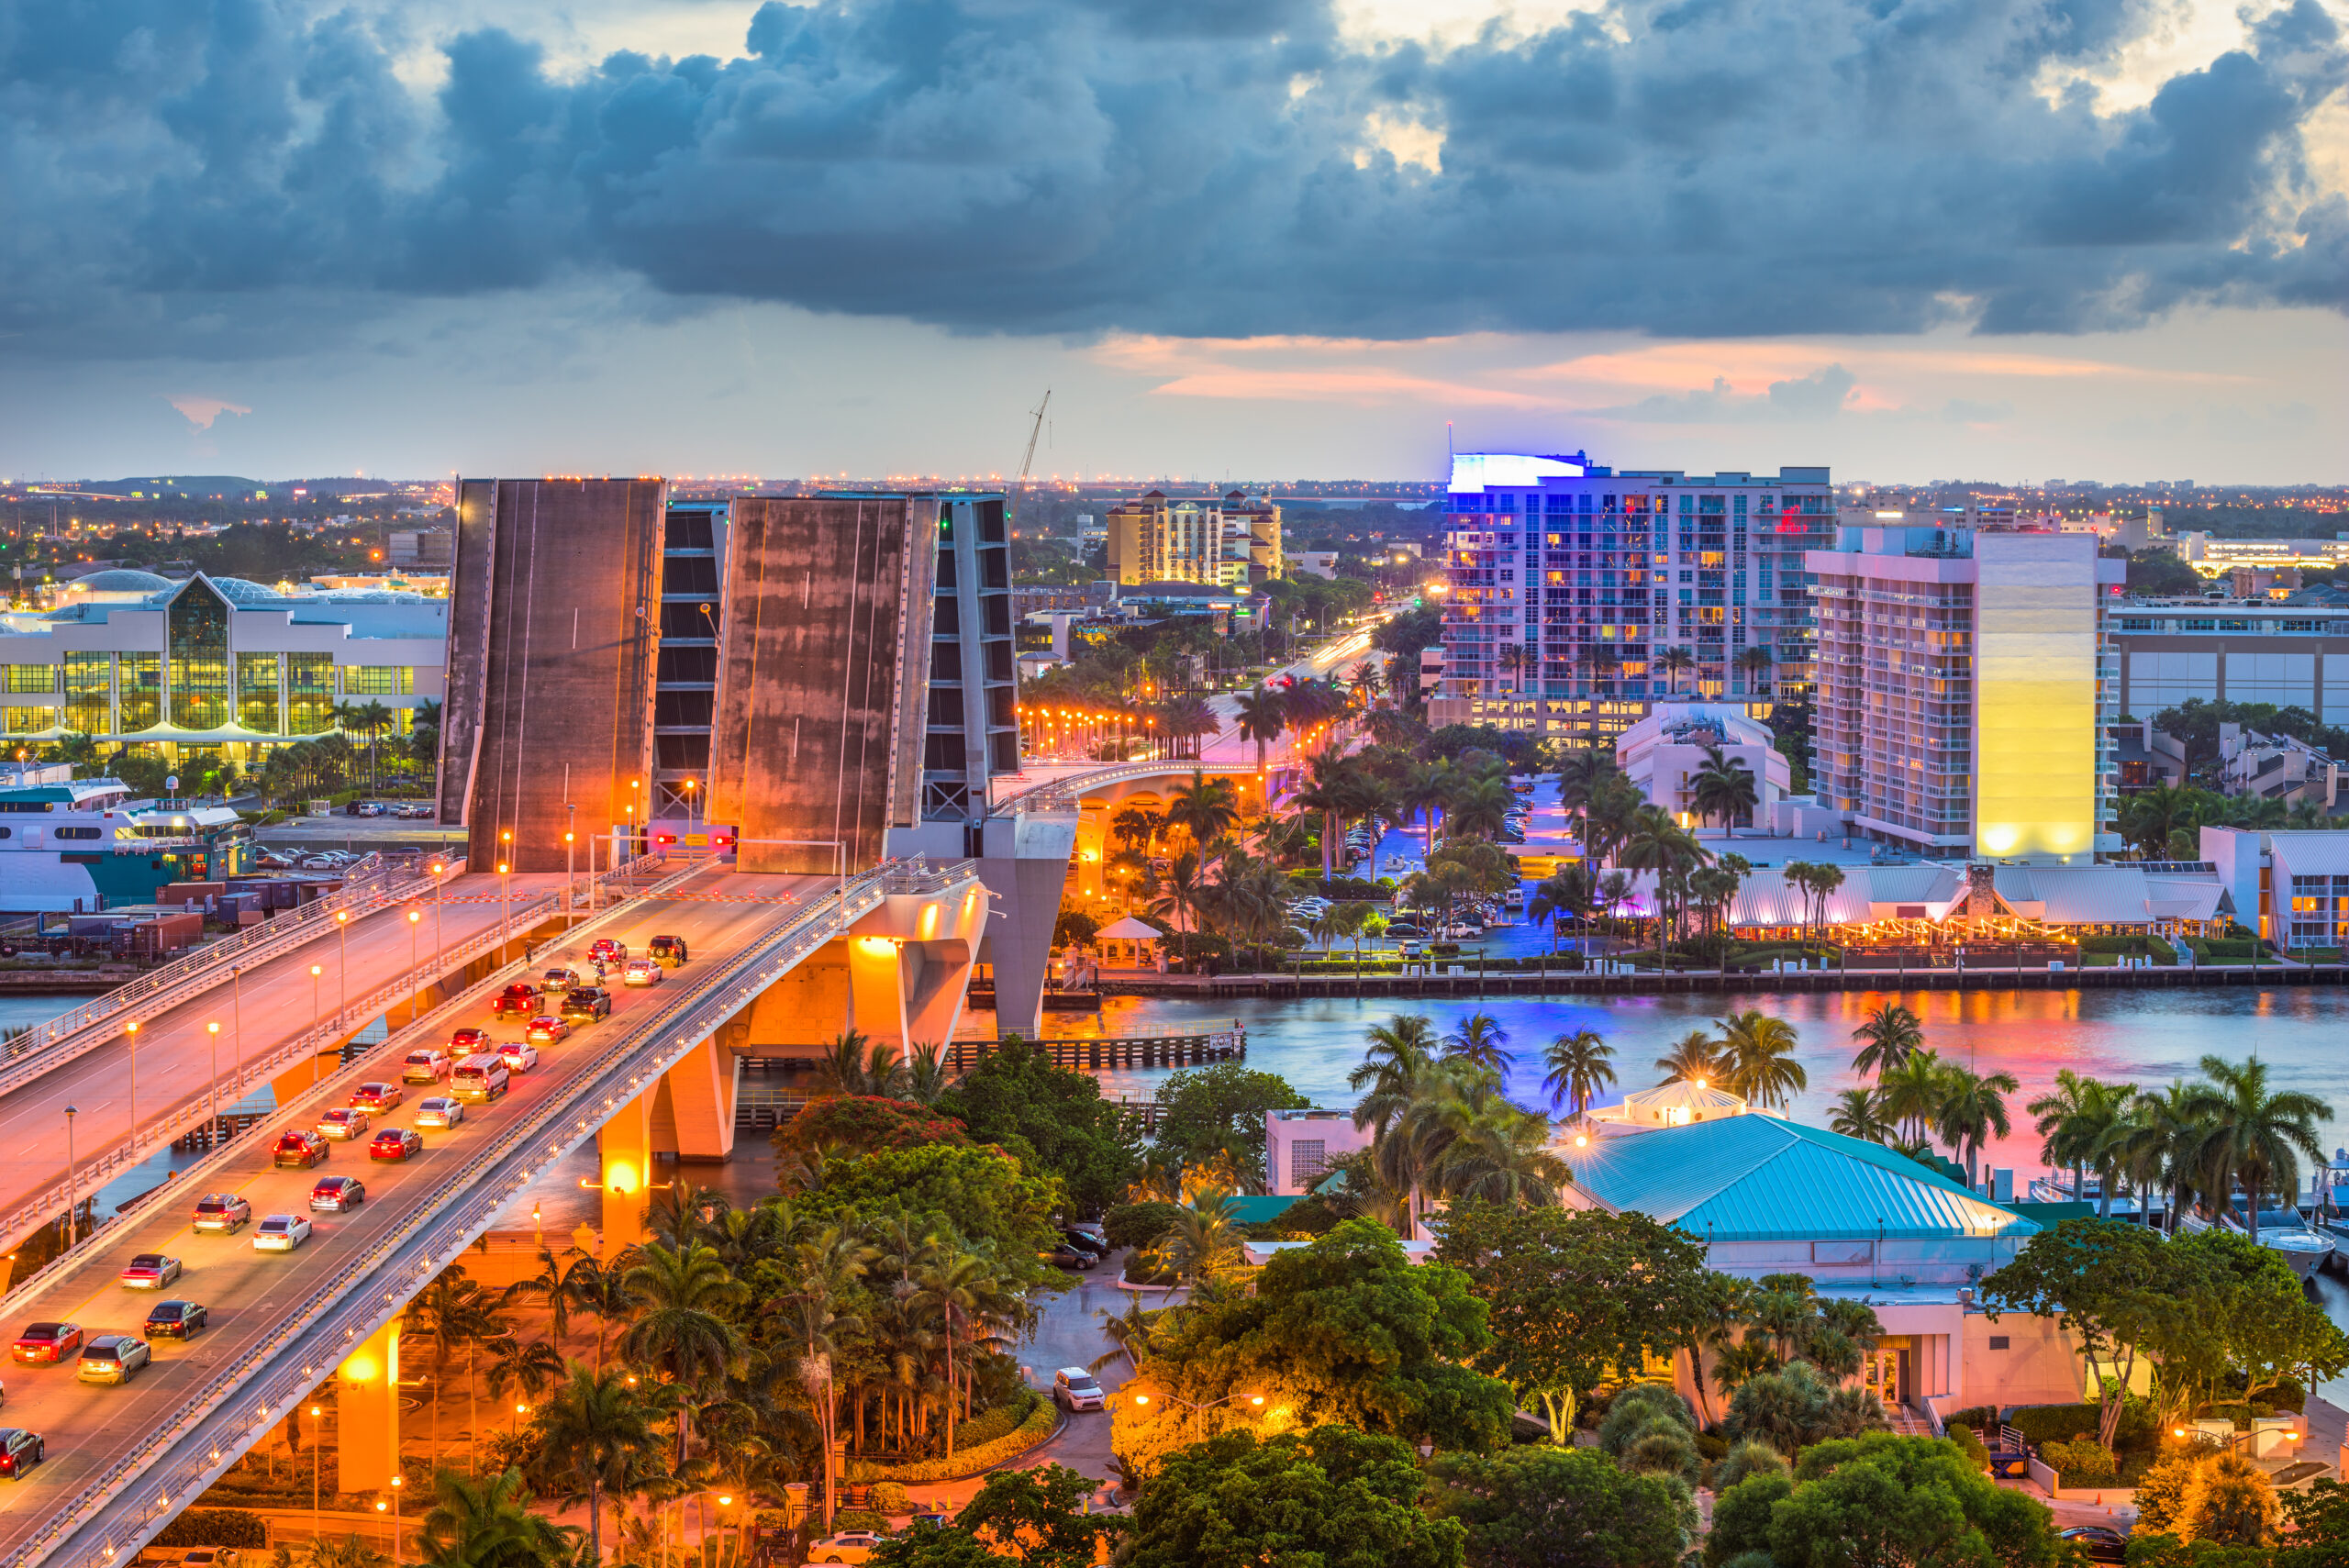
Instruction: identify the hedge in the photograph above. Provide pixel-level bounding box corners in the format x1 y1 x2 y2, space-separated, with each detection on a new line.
845 1393 1057 1482
154 1509 267 1548
1103 1201 1184 1251
2005 1401 2159 1453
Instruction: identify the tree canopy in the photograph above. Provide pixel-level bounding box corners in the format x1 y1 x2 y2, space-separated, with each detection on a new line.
1709 1433 2063 1568
806 1142 1065 1278
1122 1427 1465 1568
933 1037 1141 1216
1150 1063 1308 1189
1426 1443 1692 1568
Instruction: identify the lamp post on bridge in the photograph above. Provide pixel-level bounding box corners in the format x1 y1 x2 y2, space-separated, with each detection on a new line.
334 909 351 1029
123 1020 139 1147
407 907 423 1021
61 1105 77 1249
206 1021 221 1146
310 1402 325 1541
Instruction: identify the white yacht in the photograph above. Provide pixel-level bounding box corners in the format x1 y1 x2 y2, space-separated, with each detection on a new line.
2176 1203 2335 1280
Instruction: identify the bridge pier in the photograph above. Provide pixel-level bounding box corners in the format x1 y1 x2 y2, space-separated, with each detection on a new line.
597 1088 656 1250
337 1316 401 1496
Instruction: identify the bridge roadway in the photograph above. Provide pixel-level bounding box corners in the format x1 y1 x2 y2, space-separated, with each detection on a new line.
0 860 958 1567
0 871 573 1262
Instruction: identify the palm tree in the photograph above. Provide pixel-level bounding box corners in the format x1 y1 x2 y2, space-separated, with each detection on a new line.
812 1029 885 1097
407 1269 505 1469
1442 1010 1514 1073
1349 1014 1439 1139
1234 685 1288 769
1657 645 1697 695
1163 1190 1246 1286
1655 1030 1724 1087
1445 774 1515 841
2110 1079 2206 1233
418 1465 576 1568
1584 772 1647 868
536 1364 657 1564
1716 1009 1807 1110
900 1040 954 1106
1689 749 1759 831
1294 751 1362 881
1397 759 1456 856
1166 773 1239 851
2027 1070 2102 1207
1542 1029 1616 1119
2180 1055 2332 1244
1526 866 1589 954
1827 1087 1895 1144
1850 1003 1925 1081
620 1241 751 1473
1434 1102 1573 1208
1932 1064 2020 1188
482 1335 564 1423
1877 1051 1948 1148
2035 1073 2135 1218
1735 644 1775 694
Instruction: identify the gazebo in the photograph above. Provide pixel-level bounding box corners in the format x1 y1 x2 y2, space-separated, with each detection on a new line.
1094 916 1163 968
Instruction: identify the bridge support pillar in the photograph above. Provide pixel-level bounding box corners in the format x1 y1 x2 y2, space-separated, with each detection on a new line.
596 1087 655 1250
337 1316 401 1496
979 811 1081 1037
662 1039 739 1162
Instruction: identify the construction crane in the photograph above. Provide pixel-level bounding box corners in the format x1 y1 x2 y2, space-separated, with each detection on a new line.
1010 389 1050 528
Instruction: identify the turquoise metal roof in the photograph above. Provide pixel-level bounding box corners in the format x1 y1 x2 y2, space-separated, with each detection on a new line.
1571 1117 2040 1243
1227 1195 1302 1225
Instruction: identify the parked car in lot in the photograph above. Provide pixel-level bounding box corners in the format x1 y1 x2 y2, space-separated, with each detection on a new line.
1052 1366 1106 1411
1058 1229 1109 1260
500 1039 542 1071
145 1300 208 1340
807 1532 885 1565
489 984 542 1018
561 988 611 1022
623 958 663 987
118 1253 183 1290
649 934 689 967
369 1128 424 1162
310 1176 367 1213
274 1130 329 1169
0 1429 46 1478
351 1082 403 1111
316 1107 369 1141
2057 1527 2129 1564
415 1096 464 1129
1041 1241 1097 1271
76 1334 151 1385
253 1215 313 1252
192 1193 252 1233
403 1049 453 1084
10 1324 80 1364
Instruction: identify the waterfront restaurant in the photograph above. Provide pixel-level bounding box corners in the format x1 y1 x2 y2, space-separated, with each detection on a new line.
0 572 447 768
1562 1117 2110 1421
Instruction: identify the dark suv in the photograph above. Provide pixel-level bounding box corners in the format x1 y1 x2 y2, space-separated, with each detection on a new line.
649 935 690 967
561 987 611 1022
274 1129 329 1169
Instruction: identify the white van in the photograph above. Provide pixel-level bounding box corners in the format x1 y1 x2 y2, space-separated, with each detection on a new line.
450 1054 510 1105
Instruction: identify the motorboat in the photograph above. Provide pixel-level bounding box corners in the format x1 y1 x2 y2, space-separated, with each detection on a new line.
2176 1203 2335 1279
2023 1173 2147 1220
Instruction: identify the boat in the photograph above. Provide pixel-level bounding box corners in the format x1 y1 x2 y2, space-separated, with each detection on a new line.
2176 1203 2335 1279
2023 1173 2148 1219
0 773 257 914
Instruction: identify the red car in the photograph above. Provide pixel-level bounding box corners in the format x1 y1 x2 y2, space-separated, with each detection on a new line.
588 939 627 964
369 1128 423 1162
11 1323 80 1364
448 1027 492 1053
351 1082 403 1111
489 984 541 1018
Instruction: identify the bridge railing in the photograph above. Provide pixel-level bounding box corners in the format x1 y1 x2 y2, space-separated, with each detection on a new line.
1002 760 1252 815
20 860 918 1568
0 855 465 1088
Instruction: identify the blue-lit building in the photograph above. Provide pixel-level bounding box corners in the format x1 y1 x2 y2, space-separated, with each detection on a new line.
1430 454 1835 742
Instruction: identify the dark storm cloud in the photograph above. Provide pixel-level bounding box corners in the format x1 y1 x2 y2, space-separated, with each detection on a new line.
2 0 2343 357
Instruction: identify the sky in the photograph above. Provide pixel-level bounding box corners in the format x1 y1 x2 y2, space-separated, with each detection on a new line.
3 0 2344 485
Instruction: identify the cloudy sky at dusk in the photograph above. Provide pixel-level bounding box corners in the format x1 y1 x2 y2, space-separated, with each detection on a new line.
4 0 2344 484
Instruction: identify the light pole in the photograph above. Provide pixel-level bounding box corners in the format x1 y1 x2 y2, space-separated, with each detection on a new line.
406 907 422 1021
206 1022 221 1144
230 963 243 1078
565 828 576 910
682 777 697 827
335 909 351 1027
498 860 512 951
512 1400 528 1439
390 1472 403 1563
1127 1387 1267 1447
123 1020 139 1144
310 1403 325 1540
61 1105 78 1249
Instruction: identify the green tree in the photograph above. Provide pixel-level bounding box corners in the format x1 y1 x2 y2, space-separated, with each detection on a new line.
1713 1010 1807 1110
1979 1218 2168 1451
1149 1063 1308 1190
1112 1219 1511 1473
935 1037 1141 1214
531 1365 657 1564
1849 1002 1924 1080
1122 1427 1465 1568
874 1463 1119 1566
1721 1362 1885 1454
2180 1054 2332 1245
808 1141 1066 1274
417 1465 576 1568
1431 1200 1712 1442
1762 1434 2064 1568
1541 1029 1616 1119
1426 1444 1691 1568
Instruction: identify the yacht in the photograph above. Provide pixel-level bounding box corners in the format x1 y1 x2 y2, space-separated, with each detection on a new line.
0 774 253 914
2176 1202 2335 1279
2023 1173 2148 1220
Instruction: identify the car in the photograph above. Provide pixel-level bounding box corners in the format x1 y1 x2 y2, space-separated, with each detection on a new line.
402 1049 453 1084
500 1038 542 1071
448 1027 492 1053
118 1253 183 1290
369 1128 424 1162
489 983 542 1017
1052 1367 1106 1412
10 1323 80 1364
649 934 689 967
588 938 627 964
274 1130 329 1168
351 1082 403 1111
253 1215 313 1252
310 1176 367 1213
451 1054 510 1104
1041 1241 1096 1271
316 1107 370 1141
0 1429 45 1478
1058 1229 1109 1259
807 1532 885 1565
2056 1528 2128 1564
560 988 611 1022
145 1300 208 1340
622 958 663 987
415 1096 465 1129
191 1193 252 1233
76 1334 152 1385
542 967 580 989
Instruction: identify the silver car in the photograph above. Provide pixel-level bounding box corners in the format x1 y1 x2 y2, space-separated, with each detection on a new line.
76 1335 152 1385
415 1096 464 1129
253 1215 313 1252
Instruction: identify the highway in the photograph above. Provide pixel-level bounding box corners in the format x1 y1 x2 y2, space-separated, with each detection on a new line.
0 873 569 1261
0 862 874 1562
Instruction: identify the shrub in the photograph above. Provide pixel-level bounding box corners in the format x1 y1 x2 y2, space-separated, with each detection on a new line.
844 1396 1058 1483
153 1509 267 1548
1622 1425 1702 1485
2136 1445 2223 1534
1703 1473 1793 1566
831 1509 893 1533
1946 1405 1998 1431
2176 1450 2278 1546
2040 1438 2118 1485
1695 1430 1730 1462
1950 1425 1990 1472
776 1095 969 1156
2008 1400 2156 1452
1104 1202 1186 1251
1598 1384 1694 1457
1709 1440 1790 1494
867 1481 911 1514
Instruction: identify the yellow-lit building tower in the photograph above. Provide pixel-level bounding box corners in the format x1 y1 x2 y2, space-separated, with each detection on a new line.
1808 517 2122 861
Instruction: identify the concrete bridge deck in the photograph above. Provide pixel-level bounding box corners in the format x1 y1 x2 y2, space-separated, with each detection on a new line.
0 857 983 1566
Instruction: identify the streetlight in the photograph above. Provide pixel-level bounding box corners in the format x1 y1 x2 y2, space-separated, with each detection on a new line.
310 1403 325 1540
390 1473 403 1563
564 828 576 906
498 861 512 950
406 908 422 1021
230 963 243 1079
123 1020 139 1144
206 1022 221 1144
682 777 697 827
335 909 351 1027
61 1106 78 1248
428 861 446 960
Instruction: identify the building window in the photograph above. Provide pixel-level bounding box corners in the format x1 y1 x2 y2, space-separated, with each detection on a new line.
1290 1140 1328 1186
1987 1336 2009 1351
237 652 283 735
117 653 162 733
342 665 414 696
286 652 335 735
4 706 59 734
166 581 231 730
4 665 54 695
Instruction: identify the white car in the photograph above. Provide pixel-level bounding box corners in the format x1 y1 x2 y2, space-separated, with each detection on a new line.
808 1533 885 1565
496 1040 540 1073
415 1096 464 1129
402 1050 453 1084
253 1215 313 1252
622 959 663 987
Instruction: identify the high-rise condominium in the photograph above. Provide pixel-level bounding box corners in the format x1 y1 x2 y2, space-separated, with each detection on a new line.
1430 455 1835 743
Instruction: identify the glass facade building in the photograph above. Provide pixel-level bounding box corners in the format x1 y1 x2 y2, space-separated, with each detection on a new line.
1430 455 1834 742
